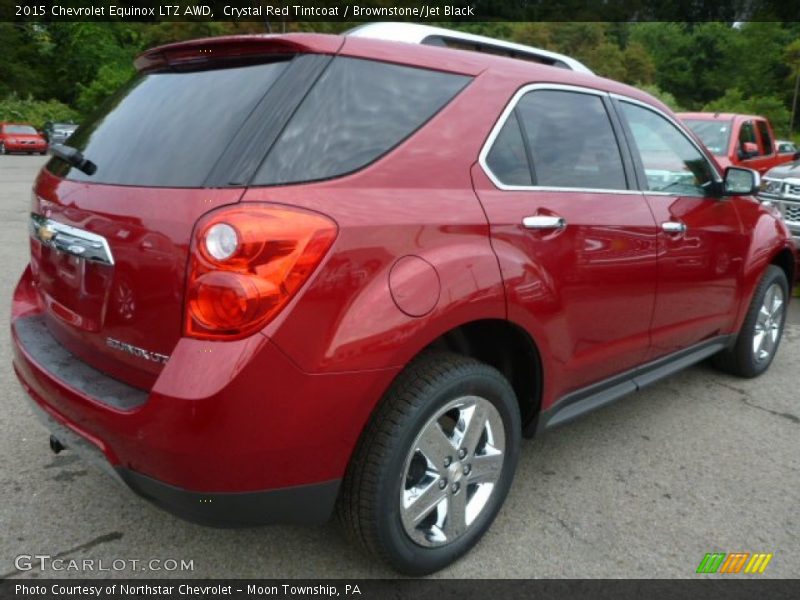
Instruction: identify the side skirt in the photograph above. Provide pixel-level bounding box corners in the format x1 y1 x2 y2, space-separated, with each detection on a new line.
529 335 735 435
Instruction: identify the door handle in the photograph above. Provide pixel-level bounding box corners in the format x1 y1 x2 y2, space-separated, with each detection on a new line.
523 215 567 230
661 221 686 234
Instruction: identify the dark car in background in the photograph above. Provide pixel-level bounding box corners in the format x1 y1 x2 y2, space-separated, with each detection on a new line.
43 121 78 146
0 123 47 155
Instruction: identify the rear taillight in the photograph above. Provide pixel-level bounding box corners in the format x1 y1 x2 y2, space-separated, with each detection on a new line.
185 204 337 340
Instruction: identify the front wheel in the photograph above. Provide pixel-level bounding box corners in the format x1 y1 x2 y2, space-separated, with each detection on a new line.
337 352 521 575
713 265 789 377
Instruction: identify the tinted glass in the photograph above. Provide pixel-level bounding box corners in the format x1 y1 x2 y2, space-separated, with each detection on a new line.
5 125 37 134
621 102 716 197
48 60 289 187
683 119 732 156
485 111 532 186
254 57 470 185
514 90 627 190
756 120 774 155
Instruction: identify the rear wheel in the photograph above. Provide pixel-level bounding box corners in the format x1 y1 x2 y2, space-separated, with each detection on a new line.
337 352 521 575
713 265 788 377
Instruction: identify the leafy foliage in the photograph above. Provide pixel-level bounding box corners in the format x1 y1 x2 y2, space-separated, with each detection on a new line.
0 93 80 125
636 84 684 112
1 21 799 135
703 89 792 137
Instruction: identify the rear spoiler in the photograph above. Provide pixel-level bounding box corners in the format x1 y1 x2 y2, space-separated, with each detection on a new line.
134 34 344 73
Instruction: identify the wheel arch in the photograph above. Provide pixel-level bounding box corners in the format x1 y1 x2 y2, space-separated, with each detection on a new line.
770 246 796 289
418 318 544 435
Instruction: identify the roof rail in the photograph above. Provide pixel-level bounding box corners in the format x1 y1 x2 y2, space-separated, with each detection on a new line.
346 23 593 75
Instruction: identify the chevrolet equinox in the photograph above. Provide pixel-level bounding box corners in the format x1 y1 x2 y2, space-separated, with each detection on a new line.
11 26 796 574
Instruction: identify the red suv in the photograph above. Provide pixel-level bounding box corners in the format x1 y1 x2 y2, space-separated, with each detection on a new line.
11 29 796 575
0 122 48 155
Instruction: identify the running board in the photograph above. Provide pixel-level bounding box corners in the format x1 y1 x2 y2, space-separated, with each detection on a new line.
532 335 734 434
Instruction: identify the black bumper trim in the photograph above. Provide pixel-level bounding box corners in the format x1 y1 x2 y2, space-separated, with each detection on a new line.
15 315 148 410
23 383 341 528
118 469 341 528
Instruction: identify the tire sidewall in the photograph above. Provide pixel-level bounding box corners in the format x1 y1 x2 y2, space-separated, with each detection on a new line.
738 266 789 376
373 368 521 575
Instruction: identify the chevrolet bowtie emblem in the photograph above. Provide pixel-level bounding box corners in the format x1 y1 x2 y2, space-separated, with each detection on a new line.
38 225 57 242
29 213 115 266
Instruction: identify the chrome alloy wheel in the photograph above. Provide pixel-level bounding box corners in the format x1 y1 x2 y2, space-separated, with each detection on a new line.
752 283 785 363
400 396 506 548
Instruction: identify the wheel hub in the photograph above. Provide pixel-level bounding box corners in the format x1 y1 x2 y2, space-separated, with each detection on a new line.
399 395 506 548
752 282 785 364
448 460 465 485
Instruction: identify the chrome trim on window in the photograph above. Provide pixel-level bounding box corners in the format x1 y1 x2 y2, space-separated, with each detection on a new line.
479 84 724 197
478 83 640 195
30 212 115 266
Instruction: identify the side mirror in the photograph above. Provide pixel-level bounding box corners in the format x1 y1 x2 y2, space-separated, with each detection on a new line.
723 166 760 196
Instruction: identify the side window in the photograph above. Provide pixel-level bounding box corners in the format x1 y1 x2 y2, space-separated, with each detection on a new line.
254 57 470 185
756 120 774 155
484 111 532 186
619 102 716 197
514 89 628 190
739 121 761 157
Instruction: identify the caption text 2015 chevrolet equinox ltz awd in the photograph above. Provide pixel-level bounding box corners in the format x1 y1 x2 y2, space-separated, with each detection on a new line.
10 25 797 574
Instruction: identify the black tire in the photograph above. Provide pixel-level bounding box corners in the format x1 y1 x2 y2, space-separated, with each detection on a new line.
713 265 789 377
0 142 6 155
337 352 521 575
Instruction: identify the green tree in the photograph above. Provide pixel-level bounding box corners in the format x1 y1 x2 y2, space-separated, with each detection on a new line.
703 89 792 137
785 39 800 136
629 22 695 106
622 42 655 85
637 84 684 112
0 93 79 127
0 24 51 100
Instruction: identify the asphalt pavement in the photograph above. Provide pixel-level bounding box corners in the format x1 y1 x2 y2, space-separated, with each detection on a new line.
0 155 798 579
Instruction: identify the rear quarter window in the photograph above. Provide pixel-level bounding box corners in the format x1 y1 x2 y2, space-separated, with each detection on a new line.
47 60 291 187
253 57 471 185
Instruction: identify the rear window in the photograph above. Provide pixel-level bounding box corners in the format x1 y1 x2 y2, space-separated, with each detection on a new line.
253 57 470 185
49 56 469 189
48 60 291 187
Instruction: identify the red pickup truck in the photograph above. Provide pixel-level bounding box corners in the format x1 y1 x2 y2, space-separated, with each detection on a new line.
679 112 795 174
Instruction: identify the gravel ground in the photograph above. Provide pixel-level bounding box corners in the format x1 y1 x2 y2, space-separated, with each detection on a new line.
0 155 798 579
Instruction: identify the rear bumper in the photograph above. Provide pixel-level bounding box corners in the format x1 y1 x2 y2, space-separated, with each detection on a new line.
4 142 46 152
22 386 339 526
11 266 398 525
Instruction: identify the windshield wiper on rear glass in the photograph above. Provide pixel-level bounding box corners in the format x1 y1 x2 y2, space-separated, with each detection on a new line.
49 144 97 176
